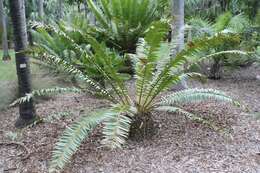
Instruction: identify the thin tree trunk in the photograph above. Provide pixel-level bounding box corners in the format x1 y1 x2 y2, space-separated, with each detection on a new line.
9 0 36 128
171 0 185 52
171 0 187 89
0 0 10 61
38 0 44 19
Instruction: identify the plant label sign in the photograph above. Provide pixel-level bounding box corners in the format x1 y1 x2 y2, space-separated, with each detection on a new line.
20 64 27 69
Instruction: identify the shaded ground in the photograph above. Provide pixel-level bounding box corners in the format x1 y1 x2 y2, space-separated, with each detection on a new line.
0 65 259 173
0 52 64 110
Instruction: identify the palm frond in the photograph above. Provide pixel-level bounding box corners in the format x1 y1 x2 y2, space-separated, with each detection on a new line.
140 34 238 110
101 104 133 148
155 105 217 129
49 109 109 172
10 87 82 107
227 14 250 33
87 0 109 28
134 21 170 109
187 17 214 38
179 72 207 83
186 50 251 69
214 12 232 32
39 54 116 101
158 88 240 106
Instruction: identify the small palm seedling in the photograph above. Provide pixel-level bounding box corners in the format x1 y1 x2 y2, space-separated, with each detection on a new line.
12 21 240 172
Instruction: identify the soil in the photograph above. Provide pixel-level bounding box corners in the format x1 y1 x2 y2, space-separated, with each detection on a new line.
0 65 259 173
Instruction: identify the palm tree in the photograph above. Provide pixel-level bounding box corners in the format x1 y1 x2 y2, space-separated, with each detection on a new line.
9 0 36 128
0 0 10 61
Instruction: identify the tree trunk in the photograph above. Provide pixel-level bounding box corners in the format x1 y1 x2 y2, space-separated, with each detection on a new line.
0 0 10 61
171 0 185 52
38 0 44 19
9 0 36 128
171 0 187 89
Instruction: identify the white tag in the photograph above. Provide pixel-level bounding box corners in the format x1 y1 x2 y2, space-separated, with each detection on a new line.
20 64 27 68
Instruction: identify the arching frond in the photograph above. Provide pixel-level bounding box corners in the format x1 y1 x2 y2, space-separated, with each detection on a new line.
101 104 133 148
158 88 240 106
39 54 116 102
140 34 239 110
134 21 170 108
155 106 217 129
227 14 250 33
186 50 251 68
179 72 207 84
10 87 82 107
32 20 129 104
187 17 214 38
214 12 233 32
49 109 109 172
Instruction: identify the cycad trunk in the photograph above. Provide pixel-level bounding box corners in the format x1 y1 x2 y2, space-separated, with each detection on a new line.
129 113 157 140
171 0 187 89
0 0 10 61
209 58 222 80
9 0 36 128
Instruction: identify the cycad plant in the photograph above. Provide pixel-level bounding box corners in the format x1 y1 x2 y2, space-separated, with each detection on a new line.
187 12 254 79
12 21 240 172
86 0 161 53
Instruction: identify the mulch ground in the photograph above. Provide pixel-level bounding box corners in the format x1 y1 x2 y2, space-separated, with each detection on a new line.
0 65 259 173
